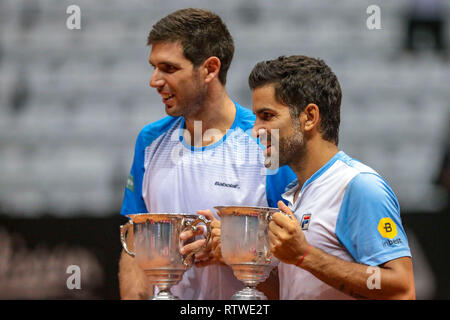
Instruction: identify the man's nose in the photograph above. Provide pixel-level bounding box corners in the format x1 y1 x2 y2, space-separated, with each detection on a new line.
252 125 265 139
252 126 259 139
149 69 164 88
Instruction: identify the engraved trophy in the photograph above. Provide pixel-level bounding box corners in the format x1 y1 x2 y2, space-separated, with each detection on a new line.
120 213 211 300
214 206 279 300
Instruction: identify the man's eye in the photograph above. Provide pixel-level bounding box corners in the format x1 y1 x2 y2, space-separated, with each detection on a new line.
262 112 274 120
163 65 177 73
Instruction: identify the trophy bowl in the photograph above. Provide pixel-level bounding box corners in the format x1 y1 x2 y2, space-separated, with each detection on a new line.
120 213 211 300
214 206 279 300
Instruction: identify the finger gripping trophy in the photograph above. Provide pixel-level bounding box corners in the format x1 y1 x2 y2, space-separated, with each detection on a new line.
120 213 211 300
214 206 279 300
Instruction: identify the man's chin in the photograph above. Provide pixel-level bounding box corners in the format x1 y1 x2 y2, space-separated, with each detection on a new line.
165 104 180 117
263 155 281 170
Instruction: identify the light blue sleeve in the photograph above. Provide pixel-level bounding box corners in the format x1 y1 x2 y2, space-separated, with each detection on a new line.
120 116 179 216
120 130 148 215
265 165 297 208
335 173 411 266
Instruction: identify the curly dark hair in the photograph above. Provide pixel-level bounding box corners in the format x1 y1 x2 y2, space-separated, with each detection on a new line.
148 8 234 85
249 55 342 145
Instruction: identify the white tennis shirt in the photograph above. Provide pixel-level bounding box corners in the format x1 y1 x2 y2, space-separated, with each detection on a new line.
278 151 412 299
121 102 295 299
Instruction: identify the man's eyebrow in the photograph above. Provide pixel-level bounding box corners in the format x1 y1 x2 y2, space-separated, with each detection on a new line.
148 60 181 68
255 107 277 114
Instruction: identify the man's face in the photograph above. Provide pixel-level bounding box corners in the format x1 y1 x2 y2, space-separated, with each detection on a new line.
149 41 207 117
252 85 306 168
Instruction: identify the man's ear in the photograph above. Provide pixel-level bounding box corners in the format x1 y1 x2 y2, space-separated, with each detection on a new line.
302 103 320 132
203 56 221 83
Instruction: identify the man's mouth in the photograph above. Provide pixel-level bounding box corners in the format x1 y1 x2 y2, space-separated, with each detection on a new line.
264 145 272 156
161 93 175 104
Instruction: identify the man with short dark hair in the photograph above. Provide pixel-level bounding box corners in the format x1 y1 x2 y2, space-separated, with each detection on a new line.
118 9 295 300
248 55 415 299
147 8 234 86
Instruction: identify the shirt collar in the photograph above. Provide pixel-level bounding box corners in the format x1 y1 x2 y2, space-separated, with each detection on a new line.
281 151 346 206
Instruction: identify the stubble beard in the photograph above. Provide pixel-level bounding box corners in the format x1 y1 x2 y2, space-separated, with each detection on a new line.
182 88 207 118
170 71 207 119
264 120 306 169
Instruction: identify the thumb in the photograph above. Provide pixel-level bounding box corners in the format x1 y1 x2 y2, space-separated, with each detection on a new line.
277 200 296 220
197 209 217 222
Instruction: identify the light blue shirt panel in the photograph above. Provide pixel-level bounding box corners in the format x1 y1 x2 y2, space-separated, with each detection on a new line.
335 172 412 266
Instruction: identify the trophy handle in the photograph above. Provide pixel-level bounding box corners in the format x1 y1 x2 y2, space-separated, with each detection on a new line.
265 209 293 222
181 215 212 267
120 221 135 257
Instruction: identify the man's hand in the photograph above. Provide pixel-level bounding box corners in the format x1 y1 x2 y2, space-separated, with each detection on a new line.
208 210 224 264
268 201 309 265
179 209 225 267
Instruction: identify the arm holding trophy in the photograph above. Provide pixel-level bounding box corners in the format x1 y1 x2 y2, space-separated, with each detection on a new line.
270 201 415 300
119 230 153 300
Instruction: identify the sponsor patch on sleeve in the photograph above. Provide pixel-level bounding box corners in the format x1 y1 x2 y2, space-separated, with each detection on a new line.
126 174 134 192
377 217 397 239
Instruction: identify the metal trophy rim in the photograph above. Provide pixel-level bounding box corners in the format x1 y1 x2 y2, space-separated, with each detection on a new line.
214 205 279 217
126 212 200 219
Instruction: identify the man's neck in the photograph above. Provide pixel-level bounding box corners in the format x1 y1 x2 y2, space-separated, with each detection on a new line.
290 138 339 203
183 88 236 147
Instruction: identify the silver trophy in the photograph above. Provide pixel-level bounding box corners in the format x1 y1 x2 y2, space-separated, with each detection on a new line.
214 206 279 300
120 213 211 300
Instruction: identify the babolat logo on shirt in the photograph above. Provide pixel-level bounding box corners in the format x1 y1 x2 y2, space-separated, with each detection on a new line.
214 181 240 189
378 217 402 247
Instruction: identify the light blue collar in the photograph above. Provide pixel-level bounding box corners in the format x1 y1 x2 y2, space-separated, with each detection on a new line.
178 101 241 152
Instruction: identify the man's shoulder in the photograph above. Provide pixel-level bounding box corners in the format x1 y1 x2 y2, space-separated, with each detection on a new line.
234 102 256 132
335 151 378 175
333 152 397 202
347 172 393 198
137 116 181 144
342 164 398 208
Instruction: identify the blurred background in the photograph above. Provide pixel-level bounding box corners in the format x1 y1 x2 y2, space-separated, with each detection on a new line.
0 0 448 299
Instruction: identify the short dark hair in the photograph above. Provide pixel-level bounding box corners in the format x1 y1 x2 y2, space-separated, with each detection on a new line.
147 8 234 85
248 55 342 145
